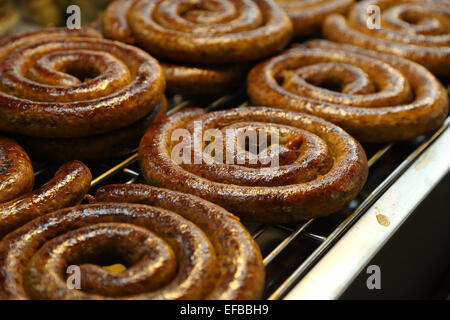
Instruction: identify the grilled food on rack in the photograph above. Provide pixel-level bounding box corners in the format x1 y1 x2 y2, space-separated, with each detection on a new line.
322 0 450 75
17 98 167 162
275 0 354 37
0 1 18 38
248 40 449 142
102 0 293 96
138 107 369 223
0 28 166 161
0 138 34 205
0 184 264 300
0 138 92 239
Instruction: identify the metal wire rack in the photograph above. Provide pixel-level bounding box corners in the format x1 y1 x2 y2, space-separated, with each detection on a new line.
30 84 450 300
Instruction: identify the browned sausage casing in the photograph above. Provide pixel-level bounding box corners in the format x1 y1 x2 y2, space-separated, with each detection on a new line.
248 40 449 142
0 161 92 239
102 0 292 95
0 184 264 300
275 0 354 37
139 107 369 223
16 98 167 163
0 28 165 138
322 0 450 75
0 137 34 204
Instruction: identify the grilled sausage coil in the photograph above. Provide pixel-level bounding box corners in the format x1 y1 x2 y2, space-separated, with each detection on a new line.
248 40 449 142
0 28 165 138
16 98 167 163
103 0 292 95
275 0 354 37
0 138 34 204
323 0 450 75
104 0 293 64
0 160 92 239
0 184 264 300
139 107 368 223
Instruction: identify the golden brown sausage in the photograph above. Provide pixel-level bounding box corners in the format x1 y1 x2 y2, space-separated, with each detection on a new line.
322 0 450 75
162 63 250 96
247 40 449 142
15 98 167 162
0 27 165 138
104 0 293 64
0 137 34 204
138 107 368 223
102 0 292 95
0 184 264 300
0 161 92 239
275 0 354 37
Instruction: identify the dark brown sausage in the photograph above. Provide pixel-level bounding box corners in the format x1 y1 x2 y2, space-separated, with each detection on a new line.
0 137 34 203
138 107 369 223
322 0 450 75
102 0 292 95
103 0 293 64
0 28 165 138
0 184 264 300
247 40 449 142
275 0 354 37
0 161 92 239
15 98 167 163
162 63 250 96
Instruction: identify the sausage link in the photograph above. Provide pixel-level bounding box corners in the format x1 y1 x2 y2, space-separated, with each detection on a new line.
102 0 292 95
275 0 354 37
322 0 450 75
0 138 34 204
15 98 167 163
0 28 165 138
0 161 92 239
0 184 264 300
138 107 368 223
247 40 449 142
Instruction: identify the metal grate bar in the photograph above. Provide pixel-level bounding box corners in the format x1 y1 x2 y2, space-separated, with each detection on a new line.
264 220 314 266
274 224 327 244
252 225 268 240
90 154 138 187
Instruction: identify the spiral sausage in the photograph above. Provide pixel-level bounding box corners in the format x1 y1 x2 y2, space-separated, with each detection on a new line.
103 0 292 95
322 0 450 75
16 98 167 162
138 107 368 223
275 0 354 37
247 40 449 142
0 161 92 239
0 27 165 138
0 138 34 204
104 0 293 64
0 184 264 300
